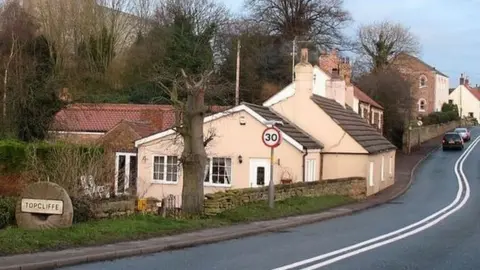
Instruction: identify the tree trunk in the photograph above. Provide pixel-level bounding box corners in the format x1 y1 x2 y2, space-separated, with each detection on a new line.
181 89 208 215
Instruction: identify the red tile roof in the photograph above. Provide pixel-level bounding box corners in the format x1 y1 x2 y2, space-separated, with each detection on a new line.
465 85 480 101
52 103 230 133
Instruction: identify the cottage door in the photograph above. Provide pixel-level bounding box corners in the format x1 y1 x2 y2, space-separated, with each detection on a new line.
115 152 137 195
249 159 271 188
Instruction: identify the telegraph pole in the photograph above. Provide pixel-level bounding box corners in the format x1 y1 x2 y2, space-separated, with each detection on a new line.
235 39 241 106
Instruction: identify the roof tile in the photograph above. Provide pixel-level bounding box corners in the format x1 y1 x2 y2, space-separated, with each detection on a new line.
243 103 323 149
311 96 396 154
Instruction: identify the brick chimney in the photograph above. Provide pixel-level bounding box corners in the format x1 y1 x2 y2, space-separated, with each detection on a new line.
59 88 72 102
460 74 465 85
465 76 470 86
326 67 346 107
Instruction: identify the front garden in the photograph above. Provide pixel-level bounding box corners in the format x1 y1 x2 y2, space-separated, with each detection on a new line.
0 140 359 256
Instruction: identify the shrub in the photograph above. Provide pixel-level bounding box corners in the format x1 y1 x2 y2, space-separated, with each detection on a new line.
71 197 96 223
423 111 459 125
0 197 17 229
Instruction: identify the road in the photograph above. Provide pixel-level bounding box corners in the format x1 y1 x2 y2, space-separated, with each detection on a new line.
60 128 480 270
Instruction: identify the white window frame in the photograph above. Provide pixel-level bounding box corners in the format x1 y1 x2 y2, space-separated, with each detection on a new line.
114 152 137 195
369 161 374 187
204 157 232 187
418 98 426 112
381 155 385 181
152 155 179 184
419 75 427 88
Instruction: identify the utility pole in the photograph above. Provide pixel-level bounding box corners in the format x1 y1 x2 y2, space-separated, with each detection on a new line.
235 39 241 106
292 37 296 82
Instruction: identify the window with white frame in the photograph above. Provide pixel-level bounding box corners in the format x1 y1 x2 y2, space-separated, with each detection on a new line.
153 155 179 183
419 75 427 88
418 99 426 112
204 157 232 185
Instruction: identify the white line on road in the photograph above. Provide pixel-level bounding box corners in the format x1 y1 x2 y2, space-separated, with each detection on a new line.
273 135 480 270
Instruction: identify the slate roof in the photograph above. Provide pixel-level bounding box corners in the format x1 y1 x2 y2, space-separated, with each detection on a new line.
243 102 323 150
311 95 396 154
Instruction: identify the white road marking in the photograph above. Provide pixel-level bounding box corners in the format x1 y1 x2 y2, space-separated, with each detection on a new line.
273 136 480 270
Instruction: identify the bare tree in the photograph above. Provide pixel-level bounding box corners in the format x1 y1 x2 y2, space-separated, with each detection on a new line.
356 20 421 72
245 0 352 49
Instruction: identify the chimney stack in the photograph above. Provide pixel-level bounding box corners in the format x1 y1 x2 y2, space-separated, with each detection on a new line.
465 76 470 86
460 74 465 85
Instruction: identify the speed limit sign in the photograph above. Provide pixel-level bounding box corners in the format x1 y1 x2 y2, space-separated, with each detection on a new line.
262 127 282 148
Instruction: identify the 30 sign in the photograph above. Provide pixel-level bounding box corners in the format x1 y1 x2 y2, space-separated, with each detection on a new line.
262 127 282 148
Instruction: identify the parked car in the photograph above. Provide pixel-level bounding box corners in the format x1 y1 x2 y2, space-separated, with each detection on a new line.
454 127 471 141
442 132 464 151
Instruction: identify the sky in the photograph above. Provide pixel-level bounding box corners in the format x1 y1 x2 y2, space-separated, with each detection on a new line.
221 0 480 88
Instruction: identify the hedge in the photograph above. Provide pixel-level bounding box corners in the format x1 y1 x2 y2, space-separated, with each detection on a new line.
422 111 459 125
0 140 104 174
0 196 17 229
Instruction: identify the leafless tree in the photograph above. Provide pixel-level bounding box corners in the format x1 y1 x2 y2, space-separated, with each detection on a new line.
356 20 421 72
245 0 352 49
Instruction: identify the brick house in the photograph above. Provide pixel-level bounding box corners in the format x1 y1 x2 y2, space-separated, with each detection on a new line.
392 53 449 117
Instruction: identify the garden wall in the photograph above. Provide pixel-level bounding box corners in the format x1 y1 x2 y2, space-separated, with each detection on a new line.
92 198 159 219
402 120 460 152
204 177 366 216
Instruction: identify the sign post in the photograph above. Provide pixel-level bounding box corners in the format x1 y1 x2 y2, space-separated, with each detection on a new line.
262 126 282 208
417 118 423 147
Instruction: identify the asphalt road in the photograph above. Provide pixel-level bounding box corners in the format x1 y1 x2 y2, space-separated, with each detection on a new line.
60 128 480 270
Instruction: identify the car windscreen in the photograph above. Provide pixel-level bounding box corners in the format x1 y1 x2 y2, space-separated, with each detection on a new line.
455 128 467 133
444 133 461 140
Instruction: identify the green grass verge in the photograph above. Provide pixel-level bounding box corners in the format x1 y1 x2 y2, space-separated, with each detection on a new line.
0 195 355 255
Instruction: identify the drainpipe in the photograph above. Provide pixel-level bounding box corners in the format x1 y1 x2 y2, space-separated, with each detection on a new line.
319 152 324 181
302 147 308 182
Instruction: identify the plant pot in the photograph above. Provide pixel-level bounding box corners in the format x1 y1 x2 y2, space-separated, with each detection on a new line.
281 179 293 184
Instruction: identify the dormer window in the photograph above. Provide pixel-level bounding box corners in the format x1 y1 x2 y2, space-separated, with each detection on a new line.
419 75 427 88
418 98 426 112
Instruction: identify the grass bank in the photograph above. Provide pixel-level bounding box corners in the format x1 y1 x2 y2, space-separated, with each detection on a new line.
0 195 354 255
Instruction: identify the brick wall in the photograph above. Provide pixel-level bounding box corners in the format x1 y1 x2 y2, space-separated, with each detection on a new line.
204 177 366 215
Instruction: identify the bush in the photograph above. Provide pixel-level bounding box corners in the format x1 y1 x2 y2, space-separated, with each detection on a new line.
423 111 459 125
0 140 104 174
71 197 96 223
0 196 17 229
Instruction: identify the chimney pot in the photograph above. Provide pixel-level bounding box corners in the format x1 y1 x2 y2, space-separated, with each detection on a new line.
332 68 340 78
460 74 465 85
300 48 308 63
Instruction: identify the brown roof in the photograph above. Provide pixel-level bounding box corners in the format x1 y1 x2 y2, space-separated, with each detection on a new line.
243 103 323 149
311 95 396 154
123 120 158 138
353 85 383 109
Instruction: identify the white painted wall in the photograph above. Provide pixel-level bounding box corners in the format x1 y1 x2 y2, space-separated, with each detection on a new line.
312 67 330 97
435 75 449 111
352 97 359 113
449 85 480 119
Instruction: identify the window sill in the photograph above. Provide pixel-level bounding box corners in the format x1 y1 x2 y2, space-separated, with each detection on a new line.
204 183 232 188
151 180 178 185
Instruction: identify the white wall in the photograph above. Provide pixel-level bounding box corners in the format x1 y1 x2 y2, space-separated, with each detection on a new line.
449 85 480 119
435 75 449 111
312 67 330 97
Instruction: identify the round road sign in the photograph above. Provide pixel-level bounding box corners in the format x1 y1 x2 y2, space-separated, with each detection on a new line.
262 127 282 148
417 120 423 127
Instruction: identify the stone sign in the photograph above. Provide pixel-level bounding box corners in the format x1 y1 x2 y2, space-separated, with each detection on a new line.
16 181 73 230
21 199 64 215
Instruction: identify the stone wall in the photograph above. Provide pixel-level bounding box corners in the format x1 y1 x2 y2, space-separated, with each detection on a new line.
93 198 159 219
402 120 460 152
204 177 366 216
